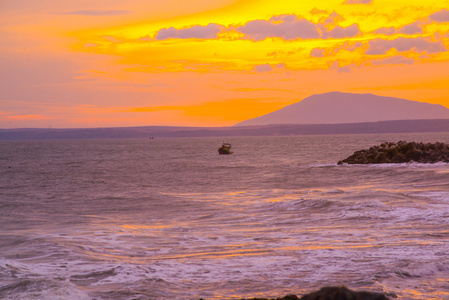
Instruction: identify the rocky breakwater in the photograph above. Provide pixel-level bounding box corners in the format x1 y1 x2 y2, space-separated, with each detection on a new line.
338 141 449 164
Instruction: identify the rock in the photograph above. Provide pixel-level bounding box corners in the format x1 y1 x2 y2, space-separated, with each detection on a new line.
338 141 449 164
299 286 390 300
236 287 392 300
240 294 299 300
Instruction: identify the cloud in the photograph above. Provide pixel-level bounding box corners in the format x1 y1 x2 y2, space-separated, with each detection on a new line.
148 13 363 43
343 0 373 4
275 63 286 69
52 10 131 16
329 61 353 72
321 11 345 26
310 8 330 16
236 15 320 41
315 41 363 58
155 23 224 40
371 55 415 65
325 24 361 38
252 63 286 72
429 9 449 22
126 98 287 121
374 21 423 36
313 11 361 39
310 48 325 57
253 64 273 72
230 87 293 92
343 41 363 51
366 37 447 55
103 36 121 43
236 14 361 41
0 114 51 120
375 27 396 35
83 42 100 48
398 21 423 35
138 35 151 41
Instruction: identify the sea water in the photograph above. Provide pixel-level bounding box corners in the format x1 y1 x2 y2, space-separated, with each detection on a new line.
0 133 448 300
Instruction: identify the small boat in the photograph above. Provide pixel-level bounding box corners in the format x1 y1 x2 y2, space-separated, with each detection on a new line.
218 143 233 154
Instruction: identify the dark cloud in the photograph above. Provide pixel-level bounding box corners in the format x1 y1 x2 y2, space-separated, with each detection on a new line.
236 15 320 41
398 21 423 35
151 13 363 43
253 64 273 72
252 63 285 72
52 10 131 16
375 27 396 35
325 24 361 38
155 24 224 40
329 61 352 72
429 9 449 22
310 48 325 57
236 14 361 41
366 37 447 55
374 21 423 36
322 11 345 26
343 0 373 4
371 55 414 65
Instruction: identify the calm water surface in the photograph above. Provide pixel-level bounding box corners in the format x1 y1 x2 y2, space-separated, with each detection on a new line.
1 133 449 299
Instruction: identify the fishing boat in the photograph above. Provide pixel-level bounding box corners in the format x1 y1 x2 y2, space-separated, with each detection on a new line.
218 143 233 154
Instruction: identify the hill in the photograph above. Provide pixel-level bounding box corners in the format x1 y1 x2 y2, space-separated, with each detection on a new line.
235 92 449 126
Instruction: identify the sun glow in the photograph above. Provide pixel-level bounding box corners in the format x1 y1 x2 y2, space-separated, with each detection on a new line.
1 0 449 128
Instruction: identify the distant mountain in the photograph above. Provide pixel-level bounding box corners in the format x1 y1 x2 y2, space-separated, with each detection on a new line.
235 92 449 126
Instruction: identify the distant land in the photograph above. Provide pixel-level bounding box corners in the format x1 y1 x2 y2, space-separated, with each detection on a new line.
2 92 449 140
1 119 449 140
236 91 449 126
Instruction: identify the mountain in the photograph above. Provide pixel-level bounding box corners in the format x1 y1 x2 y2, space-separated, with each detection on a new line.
235 92 449 126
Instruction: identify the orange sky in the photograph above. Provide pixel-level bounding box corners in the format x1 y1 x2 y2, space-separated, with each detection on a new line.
1 0 449 128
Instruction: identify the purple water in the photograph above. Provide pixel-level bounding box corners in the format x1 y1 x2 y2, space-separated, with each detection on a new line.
1 133 449 299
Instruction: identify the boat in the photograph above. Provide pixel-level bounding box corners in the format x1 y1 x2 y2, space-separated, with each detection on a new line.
218 143 233 154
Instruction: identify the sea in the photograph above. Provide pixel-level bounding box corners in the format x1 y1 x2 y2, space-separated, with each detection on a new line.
1 133 449 300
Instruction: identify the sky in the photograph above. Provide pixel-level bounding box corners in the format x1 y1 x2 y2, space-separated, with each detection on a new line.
1 0 449 128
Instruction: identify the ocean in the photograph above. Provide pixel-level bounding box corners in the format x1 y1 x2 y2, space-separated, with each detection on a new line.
1 133 448 300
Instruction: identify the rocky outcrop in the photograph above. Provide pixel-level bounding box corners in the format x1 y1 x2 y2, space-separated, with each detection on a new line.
298 286 391 300
237 286 392 300
240 294 299 300
338 141 449 164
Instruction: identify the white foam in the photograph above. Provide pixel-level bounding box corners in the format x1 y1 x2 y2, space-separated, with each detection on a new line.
0 259 33 276
322 189 345 195
2 278 90 300
395 261 449 279
311 163 338 168
413 191 449 201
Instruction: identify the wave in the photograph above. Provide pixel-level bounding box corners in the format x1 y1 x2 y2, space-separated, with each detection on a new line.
394 260 449 280
0 278 89 300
